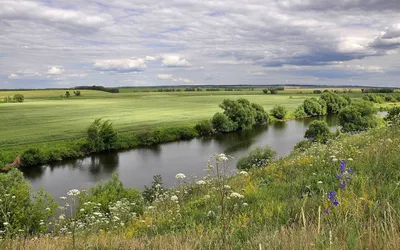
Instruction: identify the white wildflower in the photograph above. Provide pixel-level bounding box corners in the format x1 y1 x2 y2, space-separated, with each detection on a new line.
217 153 228 162
207 210 215 217
67 189 80 196
60 196 67 200
230 192 244 199
196 180 206 185
148 206 155 210
223 185 231 190
171 195 179 202
3 222 9 226
80 209 85 212
204 195 211 199
175 173 186 179
59 214 65 220
242 202 249 207
317 181 323 184
45 207 51 211
332 158 338 162
239 171 248 176
11 196 16 199
348 158 354 161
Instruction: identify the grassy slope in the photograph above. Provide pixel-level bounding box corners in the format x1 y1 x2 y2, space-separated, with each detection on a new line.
6 125 400 249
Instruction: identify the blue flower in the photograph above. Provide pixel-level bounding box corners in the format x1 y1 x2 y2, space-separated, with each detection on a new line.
328 191 336 201
325 209 329 214
336 174 341 180
333 200 339 206
340 160 346 173
348 168 354 174
339 183 345 189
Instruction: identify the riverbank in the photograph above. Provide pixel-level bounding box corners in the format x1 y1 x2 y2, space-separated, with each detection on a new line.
3 122 400 249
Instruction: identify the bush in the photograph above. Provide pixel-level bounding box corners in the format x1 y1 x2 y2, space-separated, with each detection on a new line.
293 140 312 152
385 106 400 126
0 169 56 235
13 93 24 103
87 119 118 152
304 120 331 142
320 91 349 114
211 112 237 133
313 90 322 94
251 103 269 124
21 148 45 167
385 95 397 102
236 146 277 170
303 98 325 117
338 100 378 133
195 120 214 136
270 105 287 120
294 105 307 118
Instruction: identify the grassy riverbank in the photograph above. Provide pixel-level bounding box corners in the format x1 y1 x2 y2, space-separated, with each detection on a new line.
0 88 398 169
1 123 399 249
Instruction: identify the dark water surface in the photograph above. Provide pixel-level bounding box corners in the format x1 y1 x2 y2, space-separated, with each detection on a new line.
23 116 338 198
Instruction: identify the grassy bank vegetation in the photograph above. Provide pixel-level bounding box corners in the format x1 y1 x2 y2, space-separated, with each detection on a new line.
0 110 399 249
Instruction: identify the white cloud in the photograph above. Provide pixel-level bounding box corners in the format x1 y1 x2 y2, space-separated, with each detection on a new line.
47 67 64 75
94 59 147 72
162 55 191 67
145 56 157 61
8 73 19 79
157 74 193 83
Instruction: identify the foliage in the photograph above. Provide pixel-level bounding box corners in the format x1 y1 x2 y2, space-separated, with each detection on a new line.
385 106 400 126
303 98 325 117
195 120 214 136
236 146 277 170
74 85 119 93
86 119 118 152
211 112 237 133
135 126 198 146
73 91 81 96
65 91 70 98
13 94 24 103
293 104 307 118
304 120 331 142
338 100 378 133
320 91 349 114
270 105 288 120
143 175 164 203
251 103 269 124
293 139 312 152
21 148 45 167
0 169 56 236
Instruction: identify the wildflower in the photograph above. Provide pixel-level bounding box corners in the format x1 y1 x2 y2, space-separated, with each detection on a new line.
230 192 244 199
239 171 248 176
67 189 80 196
204 195 211 199
333 200 339 206
196 180 206 185
339 183 345 189
217 153 228 162
223 185 231 190
387 139 393 143
175 173 186 179
59 196 67 200
348 168 354 174
59 214 65 220
18 229 24 232
325 209 329 214
332 158 338 162
207 210 215 217
148 206 155 210
80 208 85 212
328 191 336 201
242 202 249 207
11 196 16 199
3 222 9 226
340 160 346 173
317 181 323 184
171 195 179 202
348 158 354 161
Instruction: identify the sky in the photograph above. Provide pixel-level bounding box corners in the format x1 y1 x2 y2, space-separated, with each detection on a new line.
1 0 400 89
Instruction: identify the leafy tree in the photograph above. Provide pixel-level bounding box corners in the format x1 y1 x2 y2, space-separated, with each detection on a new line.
237 146 277 170
385 106 400 126
313 90 322 94
338 100 378 133
220 99 255 130
320 92 349 114
270 105 287 120
87 118 118 152
262 89 269 94
294 104 307 118
21 148 45 167
269 88 278 94
73 91 81 96
251 103 269 124
385 95 396 102
211 113 236 133
304 120 331 143
13 93 24 102
303 98 325 117
195 120 214 136
65 91 71 98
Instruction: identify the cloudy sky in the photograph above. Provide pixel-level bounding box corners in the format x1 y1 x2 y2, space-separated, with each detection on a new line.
1 0 400 88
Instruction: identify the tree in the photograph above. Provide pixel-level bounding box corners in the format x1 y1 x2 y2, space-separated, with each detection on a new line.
13 93 24 103
251 103 269 124
270 105 288 120
87 118 118 152
294 104 307 118
313 90 322 94
65 91 71 98
73 91 81 96
385 106 400 126
304 120 331 142
195 120 214 135
211 113 236 133
320 92 349 114
262 89 269 94
338 100 378 133
303 98 325 117
269 88 278 94
219 99 256 130
237 146 277 170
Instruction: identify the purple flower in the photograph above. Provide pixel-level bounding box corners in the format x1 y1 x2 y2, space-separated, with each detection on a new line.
333 200 339 206
328 191 336 201
339 183 346 189
340 160 346 173
336 174 341 180
325 209 329 214
348 168 354 174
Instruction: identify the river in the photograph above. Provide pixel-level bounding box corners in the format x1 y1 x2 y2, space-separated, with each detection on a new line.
22 115 338 198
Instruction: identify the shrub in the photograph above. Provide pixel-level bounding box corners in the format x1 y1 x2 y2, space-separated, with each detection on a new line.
293 140 312 152
294 105 307 118
338 100 378 133
385 106 400 126
236 146 277 170
87 119 118 152
211 112 237 133
320 91 349 114
21 148 45 167
303 98 325 117
304 120 331 143
143 175 164 203
0 169 57 235
220 99 256 130
195 120 214 136
270 105 287 120
385 95 397 102
251 103 269 125
13 93 24 103
313 90 322 94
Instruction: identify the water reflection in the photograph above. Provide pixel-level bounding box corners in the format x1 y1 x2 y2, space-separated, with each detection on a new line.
23 115 340 198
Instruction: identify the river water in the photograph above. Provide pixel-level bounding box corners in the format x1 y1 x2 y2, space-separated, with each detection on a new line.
23 115 338 198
